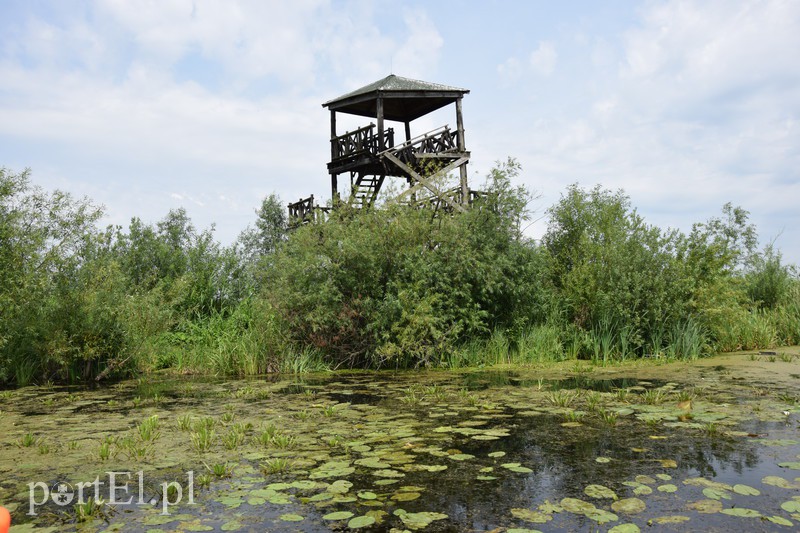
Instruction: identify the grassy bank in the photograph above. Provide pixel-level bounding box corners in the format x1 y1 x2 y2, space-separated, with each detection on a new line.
1 162 798 386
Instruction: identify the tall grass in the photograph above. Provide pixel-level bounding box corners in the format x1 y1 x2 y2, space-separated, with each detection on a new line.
513 325 564 363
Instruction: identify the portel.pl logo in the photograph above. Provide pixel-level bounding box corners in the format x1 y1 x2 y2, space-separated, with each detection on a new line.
28 471 194 516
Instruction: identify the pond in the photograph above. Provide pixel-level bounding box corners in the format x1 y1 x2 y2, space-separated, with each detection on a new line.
1 351 800 532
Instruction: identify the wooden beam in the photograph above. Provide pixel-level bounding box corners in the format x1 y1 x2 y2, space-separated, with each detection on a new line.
456 97 469 205
384 152 468 213
376 96 384 151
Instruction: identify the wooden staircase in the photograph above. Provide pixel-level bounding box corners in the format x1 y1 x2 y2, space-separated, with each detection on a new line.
348 174 384 208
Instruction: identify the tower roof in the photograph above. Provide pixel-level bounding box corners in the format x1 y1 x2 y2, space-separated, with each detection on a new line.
323 74 469 122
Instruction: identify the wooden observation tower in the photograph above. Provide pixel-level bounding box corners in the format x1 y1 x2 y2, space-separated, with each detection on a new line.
289 74 477 223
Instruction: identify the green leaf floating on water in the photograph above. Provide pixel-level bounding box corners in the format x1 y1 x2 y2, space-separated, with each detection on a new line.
348 515 376 528
608 525 641 533
778 462 800 470
488 451 506 458
687 499 723 514
447 453 475 461
702 488 731 501
720 508 761 518
584 484 617 500
358 491 378 500
394 510 449 530
392 491 421 501
781 500 800 513
657 484 678 493
762 475 797 489
561 497 597 514
322 511 354 521
611 498 646 514
279 514 304 522
585 508 618 524
595 457 612 463
511 508 553 523
732 484 760 496
220 520 243 531
648 515 690 525
766 515 794 526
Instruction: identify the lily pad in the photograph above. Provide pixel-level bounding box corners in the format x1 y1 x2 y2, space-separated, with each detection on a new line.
657 484 678 493
396 510 449 530
322 511 354 521
595 457 612 463
560 497 596 514
649 515 690 525
702 488 731 501
585 508 618 524
391 491 421 501
611 498 646 514
732 484 760 496
762 476 796 489
279 514 304 522
488 451 506 458
779 462 800 470
687 499 723 513
766 515 794 526
584 484 617 500
720 508 761 518
348 515 376 528
781 500 800 513
511 508 553 523
608 525 640 533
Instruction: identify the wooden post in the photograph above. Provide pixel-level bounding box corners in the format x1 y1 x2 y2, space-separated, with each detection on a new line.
456 97 468 205
404 121 411 142
330 110 338 203
377 96 384 151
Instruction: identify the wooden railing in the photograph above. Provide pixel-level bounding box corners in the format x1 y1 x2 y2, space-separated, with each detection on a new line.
288 195 331 226
388 126 460 165
331 124 395 161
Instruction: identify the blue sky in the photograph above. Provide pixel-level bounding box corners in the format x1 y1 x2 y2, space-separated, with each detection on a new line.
1 0 798 263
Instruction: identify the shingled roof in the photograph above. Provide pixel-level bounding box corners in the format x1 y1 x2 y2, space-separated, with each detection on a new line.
323 74 469 122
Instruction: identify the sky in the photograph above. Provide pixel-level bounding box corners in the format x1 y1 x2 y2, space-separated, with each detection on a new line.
1 0 798 263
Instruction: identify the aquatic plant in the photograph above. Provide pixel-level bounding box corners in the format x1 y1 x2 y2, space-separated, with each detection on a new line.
194 417 216 431
262 457 293 474
98 441 111 461
294 409 312 420
196 474 212 489
257 424 278 446
177 414 192 431
37 441 50 454
675 389 695 402
137 415 160 441
597 409 618 426
322 405 337 417
564 410 585 422
271 433 296 449
222 428 246 450
547 390 576 408
74 498 108 522
583 391 602 411
614 388 630 402
19 432 36 447
118 436 151 460
191 425 216 453
220 411 235 423
206 462 233 478
641 388 665 405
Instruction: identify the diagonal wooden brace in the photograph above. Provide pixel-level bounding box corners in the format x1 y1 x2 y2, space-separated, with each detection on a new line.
384 152 469 212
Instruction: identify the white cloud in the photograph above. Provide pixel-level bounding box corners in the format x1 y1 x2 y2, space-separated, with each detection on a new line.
529 41 557 76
